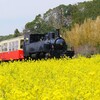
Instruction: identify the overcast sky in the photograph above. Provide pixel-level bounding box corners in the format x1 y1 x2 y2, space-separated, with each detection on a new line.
0 0 88 36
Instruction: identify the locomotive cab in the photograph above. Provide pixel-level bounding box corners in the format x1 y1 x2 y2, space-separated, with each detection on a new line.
23 33 45 58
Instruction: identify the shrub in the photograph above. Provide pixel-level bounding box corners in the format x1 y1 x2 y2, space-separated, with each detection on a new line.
65 16 100 56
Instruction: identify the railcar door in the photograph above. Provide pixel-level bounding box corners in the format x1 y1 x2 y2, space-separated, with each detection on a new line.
23 33 30 57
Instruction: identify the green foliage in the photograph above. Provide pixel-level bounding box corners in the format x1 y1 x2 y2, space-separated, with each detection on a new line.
24 0 100 34
0 34 14 42
25 14 53 34
14 29 21 37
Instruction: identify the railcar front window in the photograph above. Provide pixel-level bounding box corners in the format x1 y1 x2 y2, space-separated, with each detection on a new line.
20 40 24 49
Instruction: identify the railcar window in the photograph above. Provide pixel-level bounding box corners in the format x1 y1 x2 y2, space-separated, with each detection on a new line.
12 42 14 51
2 43 7 52
14 41 18 50
0 45 2 52
9 41 18 51
20 40 24 49
9 42 11 51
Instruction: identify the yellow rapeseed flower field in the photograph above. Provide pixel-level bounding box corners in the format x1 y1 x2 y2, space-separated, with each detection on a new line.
0 55 100 100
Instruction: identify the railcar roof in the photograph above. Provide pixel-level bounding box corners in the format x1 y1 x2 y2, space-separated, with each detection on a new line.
0 35 24 44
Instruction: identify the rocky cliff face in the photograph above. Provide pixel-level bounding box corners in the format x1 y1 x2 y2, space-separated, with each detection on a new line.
43 5 72 29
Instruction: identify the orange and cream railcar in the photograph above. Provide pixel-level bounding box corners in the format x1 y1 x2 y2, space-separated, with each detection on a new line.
0 36 24 61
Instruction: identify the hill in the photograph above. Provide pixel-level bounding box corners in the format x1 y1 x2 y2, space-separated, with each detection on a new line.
25 0 100 34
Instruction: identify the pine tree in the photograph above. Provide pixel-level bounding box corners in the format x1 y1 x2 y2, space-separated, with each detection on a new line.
14 29 21 37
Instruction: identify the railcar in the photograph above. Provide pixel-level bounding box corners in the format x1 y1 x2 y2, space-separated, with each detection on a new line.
0 36 24 61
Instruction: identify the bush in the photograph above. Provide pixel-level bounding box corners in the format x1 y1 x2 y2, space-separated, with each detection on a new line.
65 16 100 56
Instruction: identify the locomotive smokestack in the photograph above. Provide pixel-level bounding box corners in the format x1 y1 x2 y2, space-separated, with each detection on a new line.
56 29 60 37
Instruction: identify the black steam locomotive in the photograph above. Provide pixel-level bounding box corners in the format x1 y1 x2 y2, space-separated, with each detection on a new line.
23 29 74 59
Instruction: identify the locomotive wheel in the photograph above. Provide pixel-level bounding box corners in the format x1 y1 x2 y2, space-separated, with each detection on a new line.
39 52 45 59
35 52 46 59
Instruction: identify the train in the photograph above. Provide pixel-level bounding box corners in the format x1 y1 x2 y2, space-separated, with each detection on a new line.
0 29 74 61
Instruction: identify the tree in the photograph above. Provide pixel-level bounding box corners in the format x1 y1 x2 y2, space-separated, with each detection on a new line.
14 29 21 37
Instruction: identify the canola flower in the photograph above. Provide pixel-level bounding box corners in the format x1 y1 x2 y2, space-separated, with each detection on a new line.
0 55 100 100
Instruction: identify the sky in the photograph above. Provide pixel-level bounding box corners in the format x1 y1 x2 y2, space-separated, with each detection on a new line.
0 0 88 36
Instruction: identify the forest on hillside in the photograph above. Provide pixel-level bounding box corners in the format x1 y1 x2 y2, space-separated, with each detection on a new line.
25 0 100 34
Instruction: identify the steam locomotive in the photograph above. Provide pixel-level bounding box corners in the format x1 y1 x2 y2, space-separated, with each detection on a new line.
23 29 74 59
0 29 74 61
